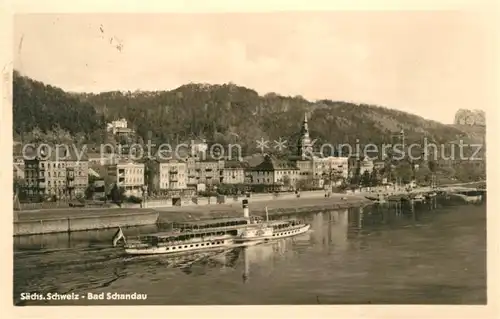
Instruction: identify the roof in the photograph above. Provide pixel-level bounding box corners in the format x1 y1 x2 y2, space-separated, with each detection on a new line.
175 217 248 226
224 161 247 169
88 167 101 177
113 159 145 166
243 154 265 167
155 158 187 164
86 152 103 159
23 145 89 161
249 155 299 171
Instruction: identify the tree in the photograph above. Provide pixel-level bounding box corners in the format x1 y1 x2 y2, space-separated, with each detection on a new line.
323 168 345 187
13 177 27 201
85 184 96 200
369 168 381 186
361 170 371 187
110 183 126 206
282 175 292 188
395 162 413 184
296 176 315 191
414 165 431 184
428 160 437 173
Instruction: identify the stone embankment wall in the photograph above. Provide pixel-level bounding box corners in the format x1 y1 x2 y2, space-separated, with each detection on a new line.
145 190 328 208
13 212 159 236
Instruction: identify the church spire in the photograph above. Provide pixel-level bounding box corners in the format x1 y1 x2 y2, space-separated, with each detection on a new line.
297 112 312 157
300 113 309 137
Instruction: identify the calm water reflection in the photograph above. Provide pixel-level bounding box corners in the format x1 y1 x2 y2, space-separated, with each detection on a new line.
14 199 486 305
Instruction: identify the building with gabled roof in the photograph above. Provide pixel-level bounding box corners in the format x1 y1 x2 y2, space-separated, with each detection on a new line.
222 160 248 184
247 154 299 188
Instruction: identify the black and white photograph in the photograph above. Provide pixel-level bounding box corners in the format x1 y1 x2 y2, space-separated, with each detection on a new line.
6 1 496 315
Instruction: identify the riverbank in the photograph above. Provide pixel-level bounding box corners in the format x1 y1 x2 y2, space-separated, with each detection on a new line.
154 194 372 223
13 181 483 236
13 194 371 236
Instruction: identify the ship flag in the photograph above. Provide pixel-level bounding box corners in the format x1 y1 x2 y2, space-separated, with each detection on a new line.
112 227 126 247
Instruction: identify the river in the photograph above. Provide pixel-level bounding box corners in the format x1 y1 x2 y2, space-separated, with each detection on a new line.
13 198 486 305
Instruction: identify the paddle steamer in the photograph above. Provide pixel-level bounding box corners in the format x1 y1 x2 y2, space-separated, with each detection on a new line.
115 216 262 255
113 200 311 255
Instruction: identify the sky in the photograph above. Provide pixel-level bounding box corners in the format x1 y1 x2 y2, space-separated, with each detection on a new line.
13 11 496 124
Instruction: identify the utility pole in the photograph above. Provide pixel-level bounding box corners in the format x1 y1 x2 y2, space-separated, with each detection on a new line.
400 129 405 152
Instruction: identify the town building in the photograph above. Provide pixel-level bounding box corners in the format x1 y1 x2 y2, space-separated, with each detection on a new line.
106 118 135 136
87 152 120 166
23 147 89 199
284 114 349 188
222 161 247 184
248 155 299 190
323 156 349 181
186 157 225 188
13 156 25 180
157 159 188 190
107 160 145 196
348 155 374 176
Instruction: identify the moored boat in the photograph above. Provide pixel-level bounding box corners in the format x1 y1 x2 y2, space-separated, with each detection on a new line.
425 191 437 198
411 194 425 202
452 193 482 204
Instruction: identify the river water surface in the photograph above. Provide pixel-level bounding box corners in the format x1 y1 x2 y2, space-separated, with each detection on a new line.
13 199 486 305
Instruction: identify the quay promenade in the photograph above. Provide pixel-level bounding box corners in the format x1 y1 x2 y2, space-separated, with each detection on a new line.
13 181 484 236
13 192 371 236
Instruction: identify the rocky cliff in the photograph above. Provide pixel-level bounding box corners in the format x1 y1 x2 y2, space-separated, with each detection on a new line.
454 109 486 126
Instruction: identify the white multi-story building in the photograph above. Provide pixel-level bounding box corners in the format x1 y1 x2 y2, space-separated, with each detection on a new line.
323 156 349 180
157 160 188 190
13 156 25 179
222 161 247 184
108 161 145 196
106 118 134 135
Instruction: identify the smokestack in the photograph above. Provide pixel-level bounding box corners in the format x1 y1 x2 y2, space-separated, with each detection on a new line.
242 199 249 218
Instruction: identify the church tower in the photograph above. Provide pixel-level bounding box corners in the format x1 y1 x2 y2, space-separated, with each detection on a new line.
297 113 313 157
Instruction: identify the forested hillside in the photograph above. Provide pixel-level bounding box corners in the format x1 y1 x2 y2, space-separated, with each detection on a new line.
13 71 482 157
